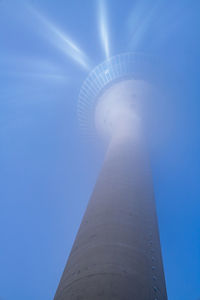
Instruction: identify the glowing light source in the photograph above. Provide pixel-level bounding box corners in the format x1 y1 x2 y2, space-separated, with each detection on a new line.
29 7 92 71
95 79 151 138
99 0 110 59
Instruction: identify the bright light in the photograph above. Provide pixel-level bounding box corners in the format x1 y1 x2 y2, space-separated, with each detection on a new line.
95 79 152 138
29 7 92 71
99 0 110 59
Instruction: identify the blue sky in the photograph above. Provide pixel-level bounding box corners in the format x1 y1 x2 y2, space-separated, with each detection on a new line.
0 0 200 299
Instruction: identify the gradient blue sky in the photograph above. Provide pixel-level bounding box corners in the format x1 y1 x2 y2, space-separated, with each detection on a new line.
0 0 200 299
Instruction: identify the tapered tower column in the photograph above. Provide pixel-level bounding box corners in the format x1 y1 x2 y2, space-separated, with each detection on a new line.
54 127 167 299
53 54 167 300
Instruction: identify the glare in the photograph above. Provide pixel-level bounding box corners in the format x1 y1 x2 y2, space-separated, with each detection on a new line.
29 6 92 71
99 0 110 59
95 79 151 138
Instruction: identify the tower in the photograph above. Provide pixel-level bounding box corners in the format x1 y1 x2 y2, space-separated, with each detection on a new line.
54 53 167 300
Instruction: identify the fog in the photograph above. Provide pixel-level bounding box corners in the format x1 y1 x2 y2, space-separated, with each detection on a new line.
0 0 200 299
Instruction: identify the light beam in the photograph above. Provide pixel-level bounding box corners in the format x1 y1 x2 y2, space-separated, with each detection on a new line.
0 57 68 82
99 0 110 59
126 1 161 50
29 6 93 71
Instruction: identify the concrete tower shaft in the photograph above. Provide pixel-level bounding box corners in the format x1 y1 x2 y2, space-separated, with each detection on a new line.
54 124 167 299
54 54 167 299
